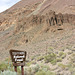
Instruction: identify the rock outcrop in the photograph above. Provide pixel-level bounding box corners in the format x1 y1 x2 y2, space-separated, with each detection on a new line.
14 10 75 34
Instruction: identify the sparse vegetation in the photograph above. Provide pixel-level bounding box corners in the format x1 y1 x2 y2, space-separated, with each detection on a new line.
35 70 56 75
59 52 66 59
35 70 46 75
58 63 68 69
0 0 75 75
0 58 20 74
57 58 62 62
26 61 32 66
0 70 17 75
0 49 75 75
37 56 44 61
44 53 56 64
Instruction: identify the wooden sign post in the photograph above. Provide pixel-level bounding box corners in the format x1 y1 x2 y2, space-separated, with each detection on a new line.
9 50 27 75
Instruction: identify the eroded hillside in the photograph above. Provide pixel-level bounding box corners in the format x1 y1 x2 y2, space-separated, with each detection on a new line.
0 0 75 75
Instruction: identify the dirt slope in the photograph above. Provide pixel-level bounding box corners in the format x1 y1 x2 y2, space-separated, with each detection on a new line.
3 0 43 13
1 0 75 14
39 0 75 14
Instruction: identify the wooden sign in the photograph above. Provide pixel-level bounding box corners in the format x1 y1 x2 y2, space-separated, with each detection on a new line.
9 50 27 75
10 50 26 66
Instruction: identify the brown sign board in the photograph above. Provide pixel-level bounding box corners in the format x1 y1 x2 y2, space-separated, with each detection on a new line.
9 50 27 66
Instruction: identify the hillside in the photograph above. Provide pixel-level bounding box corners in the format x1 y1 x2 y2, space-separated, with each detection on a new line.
0 0 75 75
0 0 75 62
40 0 75 14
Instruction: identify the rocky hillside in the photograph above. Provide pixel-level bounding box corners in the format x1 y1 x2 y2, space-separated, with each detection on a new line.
0 10 75 48
0 0 75 31
0 0 75 75
39 0 75 14
0 0 75 59
2 0 75 14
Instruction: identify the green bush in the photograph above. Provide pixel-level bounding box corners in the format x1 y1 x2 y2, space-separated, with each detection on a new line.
58 63 67 69
44 53 56 64
0 62 9 71
49 47 54 51
59 52 66 59
0 59 21 73
37 56 44 61
35 71 46 75
50 59 57 65
41 65 50 71
57 58 62 62
31 64 39 73
0 70 17 75
46 71 56 75
0 58 13 71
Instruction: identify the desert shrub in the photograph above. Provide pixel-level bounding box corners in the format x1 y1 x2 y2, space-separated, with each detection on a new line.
0 70 17 75
31 56 36 60
72 72 75 75
31 60 36 64
50 59 57 65
70 54 75 63
59 52 64 56
24 67 32 75
72 53 75 57
67 63 75 73
59 52 66 58
24 64 40 75
44 53 56 64
0 58 21 74
58 63 67 69
46 71 56 75
35 71 46 75
0 58 13 71
0 62 9 71
26 61 32 66
35 70 56 75
57 58 62 62
41 65 50 71
37 56 44 61
68 51 73 55
49 47 54 51
31 64 39 73
27 67 32 75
